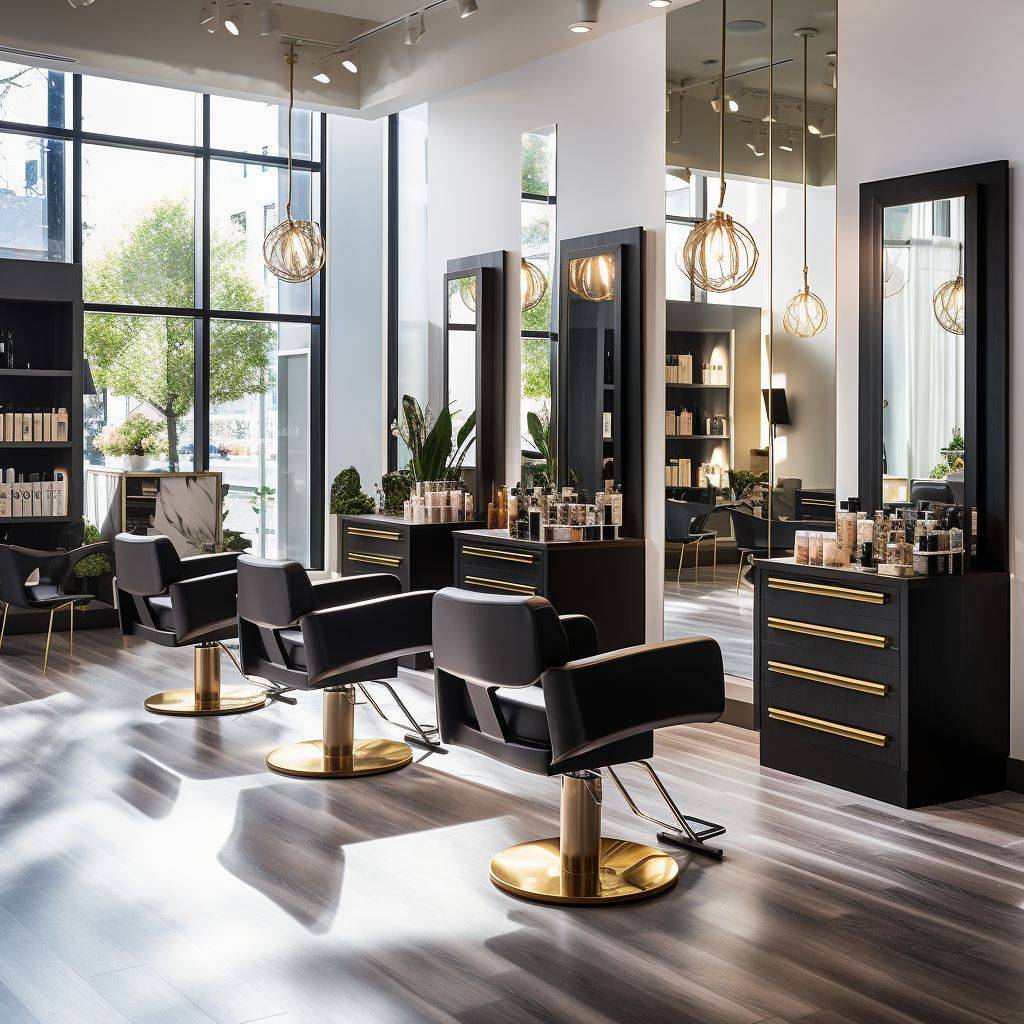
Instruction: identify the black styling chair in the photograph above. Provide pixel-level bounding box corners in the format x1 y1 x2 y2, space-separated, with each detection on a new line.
114 534 269 716
0 542 109 672
237 556 438 779
432 588 726 906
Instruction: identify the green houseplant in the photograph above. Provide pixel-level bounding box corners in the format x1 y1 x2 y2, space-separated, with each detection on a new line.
393 395 475 483
521 407 555 488
72 519 114 605
378 470 413 516
330 467 375 516
94 413 168 470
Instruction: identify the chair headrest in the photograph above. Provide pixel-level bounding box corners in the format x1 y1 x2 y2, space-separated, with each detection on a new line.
237 555 313 627
432 587 569 688
114 534 182 596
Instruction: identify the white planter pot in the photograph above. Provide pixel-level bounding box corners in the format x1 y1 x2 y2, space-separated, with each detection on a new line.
125 455 150 471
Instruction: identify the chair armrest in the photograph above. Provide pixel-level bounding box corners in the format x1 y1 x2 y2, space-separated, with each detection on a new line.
541 637 725 768
300 590 435 688
179 551 240 581
57 542 111 592
559 614 599 661
310 573 403 611
168 569 238 644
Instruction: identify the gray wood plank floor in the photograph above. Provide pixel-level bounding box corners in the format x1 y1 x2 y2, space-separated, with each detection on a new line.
665 573 754 679
0 629 1022 1023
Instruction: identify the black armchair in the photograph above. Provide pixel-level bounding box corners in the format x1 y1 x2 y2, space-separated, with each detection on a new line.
114 533 266 717
0 542 108 672
432 587 726 906
665 499 717 584
237 556 437 779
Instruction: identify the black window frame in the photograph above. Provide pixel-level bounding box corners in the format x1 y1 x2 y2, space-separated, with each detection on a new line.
0 70 328 568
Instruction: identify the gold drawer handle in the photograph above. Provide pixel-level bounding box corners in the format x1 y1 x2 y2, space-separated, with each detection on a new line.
462 545 535 565
802 498 835 507
767 616 889 649
348 551 402 567
768 578 888 605
463 575 536 596
767 660 889 697
768 706 889 747
347 526 402 541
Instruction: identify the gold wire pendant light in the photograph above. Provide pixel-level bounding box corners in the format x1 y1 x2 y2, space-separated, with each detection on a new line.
457 258 549 313
782 28 827 339
679 0 759 293
264 45 326 284
568 253 615 302
933 243 965 335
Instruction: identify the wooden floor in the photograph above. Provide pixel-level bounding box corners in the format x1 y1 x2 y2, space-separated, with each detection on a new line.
2 629 1024 1024
665 571 754 679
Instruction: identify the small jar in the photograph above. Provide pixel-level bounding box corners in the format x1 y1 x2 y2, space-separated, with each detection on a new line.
807 532 825 566
795 531 810 565
822 531 841 568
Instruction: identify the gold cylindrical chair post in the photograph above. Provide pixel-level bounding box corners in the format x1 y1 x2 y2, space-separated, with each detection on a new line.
144 643 267 716
194 644 222 704
322 686 356 773
559 773 603 898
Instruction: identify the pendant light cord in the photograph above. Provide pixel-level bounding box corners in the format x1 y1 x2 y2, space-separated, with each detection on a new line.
717 0 727 210
285 44 295 221
801 32 808 292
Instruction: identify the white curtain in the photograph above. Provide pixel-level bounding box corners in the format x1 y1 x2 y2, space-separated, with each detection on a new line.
882 201 965 480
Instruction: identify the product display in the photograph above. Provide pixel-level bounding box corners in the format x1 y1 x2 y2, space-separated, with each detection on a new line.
664 353 693 384
0 467 67 519
505 481 623 542
402 480 475 524
0 407 69 443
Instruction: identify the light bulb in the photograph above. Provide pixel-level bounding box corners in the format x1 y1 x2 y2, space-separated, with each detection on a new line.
314 71 331 84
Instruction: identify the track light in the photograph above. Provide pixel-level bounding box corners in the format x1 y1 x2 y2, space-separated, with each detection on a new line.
710 86 738 114
454 0 478 17
313 65 331 84
823 60 837 89
341 52 358 74
649 1 672 6
570 0 599 33
807 118 821 136
779 134 794 152
224 10 242 35
405 10 425 45
200 0 219 33
745 132 765 158
67 0 98 8
259 3 281 36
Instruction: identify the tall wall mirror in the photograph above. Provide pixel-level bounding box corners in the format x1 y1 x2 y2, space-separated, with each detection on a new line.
859 161 1008 571
663 0 838 682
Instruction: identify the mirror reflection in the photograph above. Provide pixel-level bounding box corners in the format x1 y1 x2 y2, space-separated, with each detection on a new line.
881 196 966 505
444 274 478 471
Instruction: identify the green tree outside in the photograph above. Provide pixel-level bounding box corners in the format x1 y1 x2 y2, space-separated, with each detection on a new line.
84 197 275 469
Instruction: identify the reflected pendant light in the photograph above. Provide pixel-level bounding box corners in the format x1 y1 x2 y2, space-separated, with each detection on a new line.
568 253 615 302
457 258 549 313
782 28 828 338
933 243 965 335
883 245 907 299
679 0 758 293
264 45 326 284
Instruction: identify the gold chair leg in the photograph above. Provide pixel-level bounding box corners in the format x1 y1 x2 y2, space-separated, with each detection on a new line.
693 536 701 584
43 606 57 673
675 542 685 584
712 537 718 583
0 601 8 655
68 602 74 656
735 553 745 594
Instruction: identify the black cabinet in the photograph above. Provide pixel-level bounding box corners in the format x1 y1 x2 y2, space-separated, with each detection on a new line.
340 514 484 668
453 529 645 654
754 559 1009 807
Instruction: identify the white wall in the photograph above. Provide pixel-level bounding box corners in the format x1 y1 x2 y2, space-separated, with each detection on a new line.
837 0 1023 755
325 115 387 570
426 17 668 638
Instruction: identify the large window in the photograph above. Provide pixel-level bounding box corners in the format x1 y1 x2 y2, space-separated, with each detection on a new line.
0 64 326 566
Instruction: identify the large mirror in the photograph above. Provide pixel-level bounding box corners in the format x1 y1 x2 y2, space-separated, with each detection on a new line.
663 0 838 683
859 161 1008 571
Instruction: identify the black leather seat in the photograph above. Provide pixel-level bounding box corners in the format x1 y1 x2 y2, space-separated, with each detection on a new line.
432 587 727 905
114 533 267 717
0 542 110 672
236 556 438 779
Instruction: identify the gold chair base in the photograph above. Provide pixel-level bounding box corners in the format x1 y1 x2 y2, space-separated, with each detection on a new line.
266 738 413 779
144 686 269 717
489 837 679 906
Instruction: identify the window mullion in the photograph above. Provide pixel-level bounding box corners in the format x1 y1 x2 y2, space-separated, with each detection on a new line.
194 93 211 473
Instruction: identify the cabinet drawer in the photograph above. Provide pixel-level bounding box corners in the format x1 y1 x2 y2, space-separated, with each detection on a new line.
761 599 899 665
344 548 407 579
342 523 407 559
459 542 543 580
761 641 899 716
459 571 539 597
761 572 899 621
763 684 899 767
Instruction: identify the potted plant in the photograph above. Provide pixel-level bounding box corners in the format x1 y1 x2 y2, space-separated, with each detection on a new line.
392 395 476 484
329 466 375 570
377 470 413 516
521 407 555 488
94 413 168 470
72 519 115 606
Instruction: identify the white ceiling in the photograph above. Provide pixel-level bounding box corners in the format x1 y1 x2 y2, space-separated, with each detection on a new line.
287 0 413 20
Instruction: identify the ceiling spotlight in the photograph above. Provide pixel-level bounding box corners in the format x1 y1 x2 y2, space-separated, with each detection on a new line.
454 0 479 17
67 0 98 8
779 135 794 152
225 12 241 35
649 0 672 6
570 0 599 33
807 118 822 136
259 4 281 36
823 60 837 89
200 1 219 33
710 86 738 113
341 52 358 73
405 10 425 45
313 70 331 84
745 133 765 158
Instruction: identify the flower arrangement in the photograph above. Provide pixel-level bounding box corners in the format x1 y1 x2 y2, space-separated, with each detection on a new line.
94 413 168 459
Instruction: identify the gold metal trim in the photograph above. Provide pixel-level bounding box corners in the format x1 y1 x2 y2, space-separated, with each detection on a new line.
768 577 889 605
462 545 535 565
768 706 890 747
463 575 536 596
802 498 835 507
767 660 889 697
348 551 402 567
346 526 402 541
766 616 889 649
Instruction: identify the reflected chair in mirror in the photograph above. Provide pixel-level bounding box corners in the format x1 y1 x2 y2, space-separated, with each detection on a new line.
665 499 717 584
236 556 439 779
0 542 109 672
910 479 956 506
114 534 268 716
432 587 727 906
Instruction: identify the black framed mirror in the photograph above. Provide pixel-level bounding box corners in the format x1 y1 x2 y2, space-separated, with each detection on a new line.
858 161 1008 570
556 227 644 537
444 251 506 508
